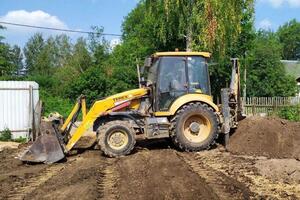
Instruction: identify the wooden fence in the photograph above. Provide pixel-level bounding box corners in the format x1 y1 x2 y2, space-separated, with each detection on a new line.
241 97 300 116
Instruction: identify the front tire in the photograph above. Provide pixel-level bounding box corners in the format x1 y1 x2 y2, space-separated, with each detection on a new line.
97 120 136 157
170 102 218 151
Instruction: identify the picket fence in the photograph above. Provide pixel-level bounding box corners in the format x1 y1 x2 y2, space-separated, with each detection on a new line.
241 96 300 116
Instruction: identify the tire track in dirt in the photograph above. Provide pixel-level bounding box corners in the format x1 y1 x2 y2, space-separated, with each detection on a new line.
178 152 253 200
23 151 106 200
6 164 65 200
192 149 300 199
112 148 218 200
98 159 120 200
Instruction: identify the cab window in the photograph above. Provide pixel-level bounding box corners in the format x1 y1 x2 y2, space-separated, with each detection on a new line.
157 56 187 110
187 56 210 95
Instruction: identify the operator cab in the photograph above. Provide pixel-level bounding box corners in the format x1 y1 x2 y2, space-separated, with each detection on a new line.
144 52 211 112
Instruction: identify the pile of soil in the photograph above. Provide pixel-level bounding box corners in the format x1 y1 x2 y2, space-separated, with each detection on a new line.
228 116 300 159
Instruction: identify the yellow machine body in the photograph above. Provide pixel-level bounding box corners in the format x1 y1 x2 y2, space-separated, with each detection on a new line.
20 51 241 163
154 93 219 117
153 51 211 58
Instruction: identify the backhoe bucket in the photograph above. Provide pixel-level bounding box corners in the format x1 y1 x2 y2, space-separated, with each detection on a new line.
19 134 65 164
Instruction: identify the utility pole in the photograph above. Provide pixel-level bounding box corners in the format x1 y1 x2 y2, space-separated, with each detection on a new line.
243 66 247 99
243 53 247 101
136 59 141 88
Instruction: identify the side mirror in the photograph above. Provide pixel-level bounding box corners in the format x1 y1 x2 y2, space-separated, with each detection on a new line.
144 57 152 67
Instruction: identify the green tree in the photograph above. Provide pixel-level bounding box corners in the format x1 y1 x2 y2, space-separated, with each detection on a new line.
70 37 92 73
10 45 23 74
0 26 10 75
116 0 255 99
23 33 46 75
0 25 4 41
65 64 137 105
277 19 300 60
51 37 92 96
53 34 72 67
0 26 23 76
65 66 109 104
0 41 11 75
142 0 255 56
88 26 109 66
24 33 74 96
24 33 73 76
247 31 298 97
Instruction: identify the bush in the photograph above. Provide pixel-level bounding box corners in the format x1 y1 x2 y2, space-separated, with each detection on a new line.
277 104 300 121
26 74 57 94
0 128 12 141
13 137 27 143
40 89 74 118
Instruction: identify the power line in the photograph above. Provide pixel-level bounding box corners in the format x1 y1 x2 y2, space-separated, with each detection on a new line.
0 21 122 37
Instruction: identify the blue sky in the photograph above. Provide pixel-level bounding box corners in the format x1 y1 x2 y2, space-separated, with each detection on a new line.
0 0 299 48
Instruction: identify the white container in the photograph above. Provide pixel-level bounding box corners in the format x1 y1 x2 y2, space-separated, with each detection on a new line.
0 81 39 139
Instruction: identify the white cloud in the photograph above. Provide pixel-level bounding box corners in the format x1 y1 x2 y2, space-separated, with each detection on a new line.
288 0 300 7
258 19 272 30
261 0 300 8
267 0 285 7
110 38 121 49
0 10 68 33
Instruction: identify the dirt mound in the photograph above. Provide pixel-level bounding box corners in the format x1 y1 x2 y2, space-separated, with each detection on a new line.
228 116 300 159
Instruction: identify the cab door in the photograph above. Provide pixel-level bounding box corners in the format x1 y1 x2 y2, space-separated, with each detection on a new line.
156 56 188 111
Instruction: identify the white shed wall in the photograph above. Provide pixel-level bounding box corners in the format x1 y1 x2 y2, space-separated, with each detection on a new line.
0 81 39 139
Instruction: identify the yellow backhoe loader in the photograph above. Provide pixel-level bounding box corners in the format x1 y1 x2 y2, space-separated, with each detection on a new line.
20 52 243 163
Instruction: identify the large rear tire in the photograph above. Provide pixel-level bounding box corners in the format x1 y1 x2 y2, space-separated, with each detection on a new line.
170 102 218 151
97 120 136 157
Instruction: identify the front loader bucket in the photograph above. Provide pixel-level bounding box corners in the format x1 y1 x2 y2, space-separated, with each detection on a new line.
19 134 65 164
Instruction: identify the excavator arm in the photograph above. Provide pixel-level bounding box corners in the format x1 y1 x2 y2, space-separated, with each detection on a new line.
20 88 148 163
65 88 148 151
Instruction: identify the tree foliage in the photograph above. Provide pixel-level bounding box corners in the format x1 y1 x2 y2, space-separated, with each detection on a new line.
119 0 255 98
0 26 23 76
65 65 137 105
18 29 137 109
247 31 298 96
23 33 46 75
142 0 255 58
0 1 299 118
277 19 300 60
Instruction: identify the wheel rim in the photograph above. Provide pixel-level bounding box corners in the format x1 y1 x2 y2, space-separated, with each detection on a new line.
107 130 129 150
182 114 212 143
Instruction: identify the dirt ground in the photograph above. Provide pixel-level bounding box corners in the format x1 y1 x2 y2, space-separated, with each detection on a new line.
0 117 299 200
0 141 19 151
